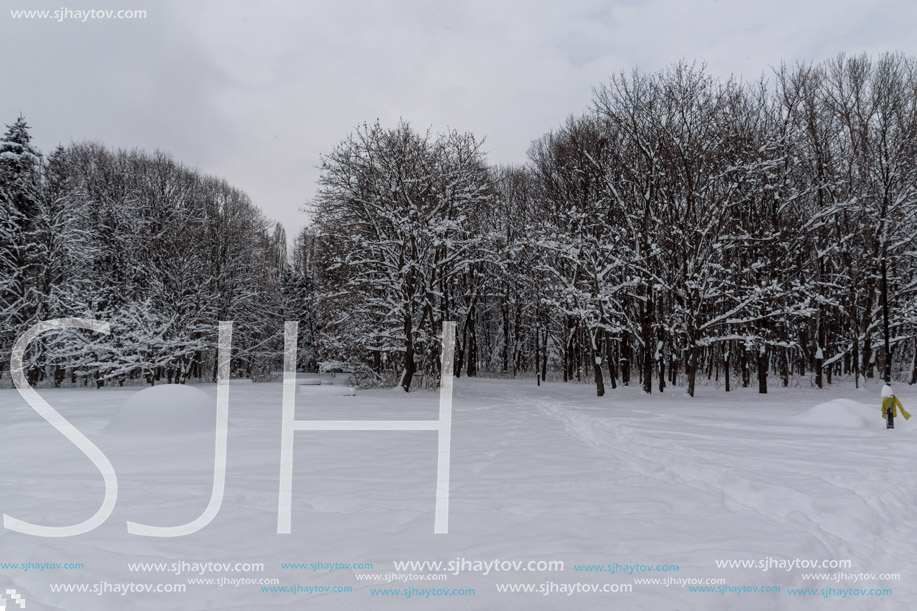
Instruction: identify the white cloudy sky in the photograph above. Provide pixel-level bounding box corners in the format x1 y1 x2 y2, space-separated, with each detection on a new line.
3 0 916 239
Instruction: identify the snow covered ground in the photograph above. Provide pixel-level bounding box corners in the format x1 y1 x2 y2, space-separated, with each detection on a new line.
1 378 915 610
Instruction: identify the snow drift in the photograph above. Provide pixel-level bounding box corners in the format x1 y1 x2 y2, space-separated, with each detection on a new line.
796 397 917 431
104 384 215 435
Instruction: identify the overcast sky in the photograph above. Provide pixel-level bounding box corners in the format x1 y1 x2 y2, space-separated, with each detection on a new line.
3 0 917 239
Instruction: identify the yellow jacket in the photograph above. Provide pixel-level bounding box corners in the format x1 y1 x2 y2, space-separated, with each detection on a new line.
882 395 911 420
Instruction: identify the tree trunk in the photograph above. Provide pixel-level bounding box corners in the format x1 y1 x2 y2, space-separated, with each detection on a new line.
592 328 605 396
512 301 522 377
909 339 917 384
534 319 540 387
574 327 582 382
687 343 698 397
401 315 415 392
781 347 789 387
593 357 605 397
861 333 873 380
455 322 466 379
605 336 617 389
757 344 768 394
373 350 382 377
501 300 509 374
466 311 477 377
815 345 823 389
851 300 861 387
640 304 653 394
541 327 548 383
741 344 750 388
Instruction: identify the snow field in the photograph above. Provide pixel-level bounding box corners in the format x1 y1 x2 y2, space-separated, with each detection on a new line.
0 379 914 610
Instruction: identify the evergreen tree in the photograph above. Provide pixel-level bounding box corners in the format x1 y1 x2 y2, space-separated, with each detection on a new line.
0 115 43 382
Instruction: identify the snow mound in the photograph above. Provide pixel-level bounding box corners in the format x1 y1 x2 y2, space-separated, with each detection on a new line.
104 384 215 435
795 399 877 429
794 398 917 430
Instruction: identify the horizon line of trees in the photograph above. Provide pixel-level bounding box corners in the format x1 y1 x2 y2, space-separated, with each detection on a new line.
303 53 917 395
0 122 314 387
2 52 916 394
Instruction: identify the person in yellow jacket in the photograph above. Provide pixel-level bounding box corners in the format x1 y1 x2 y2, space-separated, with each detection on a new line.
882 384 911 429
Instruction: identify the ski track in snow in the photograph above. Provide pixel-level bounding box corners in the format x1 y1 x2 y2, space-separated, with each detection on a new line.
523 384 917 611
0 379 915 610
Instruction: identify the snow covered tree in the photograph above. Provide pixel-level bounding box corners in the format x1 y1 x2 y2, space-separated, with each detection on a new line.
311 121 492 390
528 114 630 396
0 116 43 382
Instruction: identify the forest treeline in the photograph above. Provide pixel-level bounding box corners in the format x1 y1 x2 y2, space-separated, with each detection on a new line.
0 133 312 386
2 53 916 394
